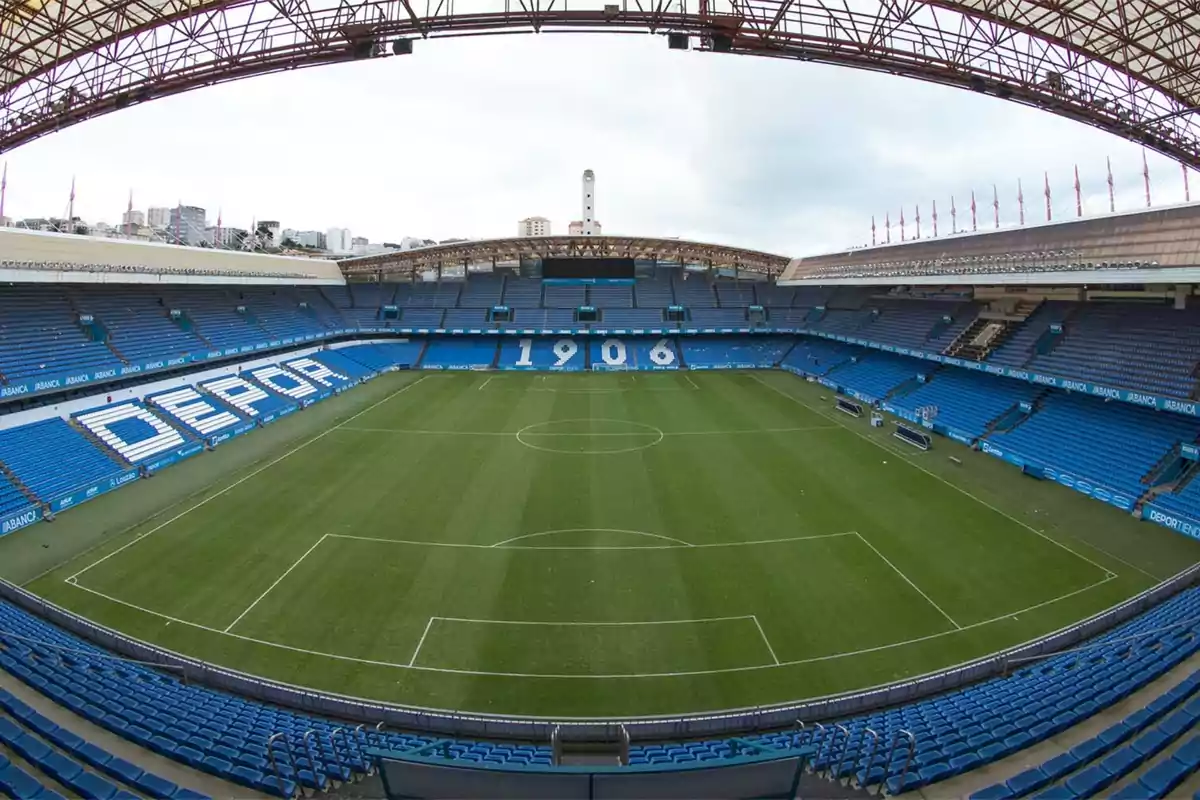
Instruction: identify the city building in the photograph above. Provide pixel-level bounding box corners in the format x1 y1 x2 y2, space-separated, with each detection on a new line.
257 220 282 248
569 219 603 235
147 207 172 229
398 236 435 250
326 227 352 254
517 216 551 237
206 225 247 248
168 205 206 246
282 229 326 250
121 209 145 228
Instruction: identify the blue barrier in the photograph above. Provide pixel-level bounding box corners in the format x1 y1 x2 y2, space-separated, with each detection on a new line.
943 428 976 446
48 468 140 513
258 406 295 425
688 362 763 370
977 441 1135 509
208 420 257 448
1183 443 1200 461
1143 504 1200 541
1042 466 1135 512
0 505 41 537
0 327 385 403
980 440 1026 468
144 441 205 474
881 402 920 425
541 278 636 285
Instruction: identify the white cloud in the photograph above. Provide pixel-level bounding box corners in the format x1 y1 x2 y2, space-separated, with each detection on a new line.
2 34 1192 255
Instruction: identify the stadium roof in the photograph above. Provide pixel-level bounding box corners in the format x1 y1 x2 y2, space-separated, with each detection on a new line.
780 201 1200 286
2 0 1200 164
0 227 345 284
338 235 790 276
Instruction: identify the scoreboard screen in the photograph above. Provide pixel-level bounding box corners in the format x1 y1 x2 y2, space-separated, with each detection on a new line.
542 257 635 279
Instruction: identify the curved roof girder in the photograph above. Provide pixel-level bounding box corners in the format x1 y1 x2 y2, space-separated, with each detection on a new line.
2 0 1199 163
338 234 791 276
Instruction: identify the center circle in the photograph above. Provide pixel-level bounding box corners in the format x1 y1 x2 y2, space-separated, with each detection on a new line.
515 418 665 454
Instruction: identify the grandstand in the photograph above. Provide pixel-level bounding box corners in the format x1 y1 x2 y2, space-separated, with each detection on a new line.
2 240 1200 799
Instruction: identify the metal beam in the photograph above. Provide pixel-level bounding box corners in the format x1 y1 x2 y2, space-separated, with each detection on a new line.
338 234 790 276
2 0 1200 165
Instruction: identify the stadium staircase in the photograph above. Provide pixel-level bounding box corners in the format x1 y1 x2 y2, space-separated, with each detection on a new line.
0 462 40 508
1145 461 1200 510
1142 446 1194 488
945 300 1041 361
412 339 430 368
70 306 136 366
982 390 1050 437
174 311 212 349
884 374 927 402
104 340 132 366
1021 304 1083 368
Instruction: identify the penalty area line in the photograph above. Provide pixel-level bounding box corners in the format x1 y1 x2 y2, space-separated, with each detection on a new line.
64 375 430 584
749 372 1139 581
854 532 960 630
332 530 856 550
751 615 780 665
336 425 840 436
408 618 436 667
223 534 330 633
63 573 1116 679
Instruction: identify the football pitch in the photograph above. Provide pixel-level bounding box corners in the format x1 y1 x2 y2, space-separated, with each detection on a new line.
14 369 1200 718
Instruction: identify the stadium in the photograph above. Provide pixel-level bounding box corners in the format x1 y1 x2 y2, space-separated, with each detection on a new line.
3 3 1200 799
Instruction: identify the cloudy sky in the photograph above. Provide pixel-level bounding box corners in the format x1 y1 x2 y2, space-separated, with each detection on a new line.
1 34 1192 256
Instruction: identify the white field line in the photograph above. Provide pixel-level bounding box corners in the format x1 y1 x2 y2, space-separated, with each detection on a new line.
751 615 781 665
684 373 700 390
490 529 694 548
333 530 856 551
64 573 1117 679
65 376 430 583
336 425 839 437
749 372 1133 581
408 618 436 667
854 532 961 630
478 376 493 391
525 387 691 394
431 614 758 627
223 534 330 633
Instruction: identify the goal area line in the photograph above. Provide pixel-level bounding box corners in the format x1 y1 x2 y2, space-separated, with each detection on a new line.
407 615 783 673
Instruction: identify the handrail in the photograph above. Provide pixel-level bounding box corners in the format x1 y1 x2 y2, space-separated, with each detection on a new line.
830 724 852 778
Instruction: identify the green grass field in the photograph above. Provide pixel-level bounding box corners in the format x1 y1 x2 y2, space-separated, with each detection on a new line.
8 369 1200 718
